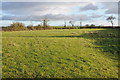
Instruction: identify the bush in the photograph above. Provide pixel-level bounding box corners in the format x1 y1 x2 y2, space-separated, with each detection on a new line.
34 24 42 30
27 25 36 30
9 22 26 31
90 24 96 27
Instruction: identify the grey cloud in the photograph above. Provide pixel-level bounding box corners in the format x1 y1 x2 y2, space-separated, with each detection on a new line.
1 14 68 21
2 2 46 10
105 8 118 14
2 2 82 16
2 2 48 15
43 14 71 20
80 3 98 11
2 14 91 21
1 2 104 21
90 14 103 18
73 14 90 21
101 2 118 14
2 15 31 21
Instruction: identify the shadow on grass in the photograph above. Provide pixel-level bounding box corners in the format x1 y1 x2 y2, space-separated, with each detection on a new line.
80 29 120 60
16 35 83 38
1 78 119 80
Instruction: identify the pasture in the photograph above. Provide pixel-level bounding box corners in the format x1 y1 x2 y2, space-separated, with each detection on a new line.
2 29 119 78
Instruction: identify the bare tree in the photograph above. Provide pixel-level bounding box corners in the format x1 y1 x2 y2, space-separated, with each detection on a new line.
80 21 82 28
69 21 75 27
106 16 116 27
64 20 67 27
43 18 48 27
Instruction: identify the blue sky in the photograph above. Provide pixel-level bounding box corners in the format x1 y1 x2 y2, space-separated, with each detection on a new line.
0 1 119 26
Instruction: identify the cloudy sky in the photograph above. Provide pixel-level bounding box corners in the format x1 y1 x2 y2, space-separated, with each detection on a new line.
0 0 119 26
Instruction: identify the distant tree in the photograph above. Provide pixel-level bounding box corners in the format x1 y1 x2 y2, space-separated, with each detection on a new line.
43 18 48 28
35 24 42 30
85 24 89 27
10 22 25 28
27 25 35 30
106 16 116 27
10 22 26 31
69 21 75 27
64 20 67 27
90 24 96 27
80 21 82 27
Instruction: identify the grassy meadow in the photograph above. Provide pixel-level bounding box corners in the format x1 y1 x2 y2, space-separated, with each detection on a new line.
2 28 119 78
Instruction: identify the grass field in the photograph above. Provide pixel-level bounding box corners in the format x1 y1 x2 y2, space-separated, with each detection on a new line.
2 29 120 78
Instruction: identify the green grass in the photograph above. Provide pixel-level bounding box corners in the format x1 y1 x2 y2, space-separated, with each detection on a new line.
2 29 119 78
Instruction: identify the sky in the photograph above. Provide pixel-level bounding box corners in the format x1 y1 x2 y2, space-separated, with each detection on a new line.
0 0 119 26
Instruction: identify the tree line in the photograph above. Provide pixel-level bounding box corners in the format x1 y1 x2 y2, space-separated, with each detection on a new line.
2 22 99 31
2 16 117 31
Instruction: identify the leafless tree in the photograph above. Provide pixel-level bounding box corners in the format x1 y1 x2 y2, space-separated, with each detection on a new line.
106 16 116 27
43 18 48 27
69 21 75 27
64 20 67 27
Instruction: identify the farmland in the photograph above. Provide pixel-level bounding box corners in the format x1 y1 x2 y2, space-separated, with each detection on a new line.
2 28 119 78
